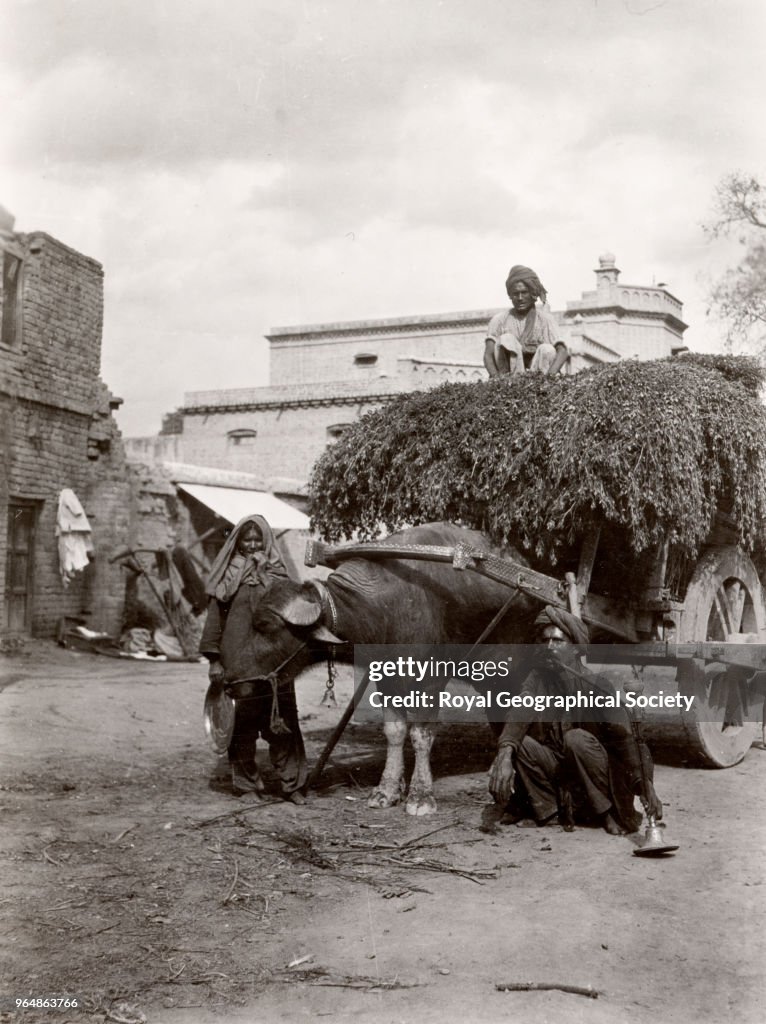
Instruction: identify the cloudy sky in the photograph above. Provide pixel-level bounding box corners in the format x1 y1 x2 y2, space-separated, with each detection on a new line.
2 0 765 435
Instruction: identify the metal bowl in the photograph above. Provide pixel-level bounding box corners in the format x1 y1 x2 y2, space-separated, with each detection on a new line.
203 681 236 754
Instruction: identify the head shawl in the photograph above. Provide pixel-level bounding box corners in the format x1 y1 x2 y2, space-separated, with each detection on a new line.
204 514 287 599
533 605 590 645
505 265 548 304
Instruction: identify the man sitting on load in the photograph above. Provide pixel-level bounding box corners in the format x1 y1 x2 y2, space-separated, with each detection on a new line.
484 265 569 377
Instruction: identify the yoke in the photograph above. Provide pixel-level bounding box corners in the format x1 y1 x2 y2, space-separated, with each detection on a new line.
305 536 640 641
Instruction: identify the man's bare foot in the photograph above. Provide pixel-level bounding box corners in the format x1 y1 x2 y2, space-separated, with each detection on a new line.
231 766 266 797
231 782 266 798
517 812 559 828
602 812 624 835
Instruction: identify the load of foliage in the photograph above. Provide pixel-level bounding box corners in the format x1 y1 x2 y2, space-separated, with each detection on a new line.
308 354 766 568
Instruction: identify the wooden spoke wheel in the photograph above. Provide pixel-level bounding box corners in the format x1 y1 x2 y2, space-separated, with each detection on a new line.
674 546 766 767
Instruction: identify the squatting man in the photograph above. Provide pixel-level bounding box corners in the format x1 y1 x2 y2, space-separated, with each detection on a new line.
484 264 569 377
488 606 663 835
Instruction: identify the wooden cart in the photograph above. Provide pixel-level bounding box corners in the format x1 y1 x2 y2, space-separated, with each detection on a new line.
307 513 766 769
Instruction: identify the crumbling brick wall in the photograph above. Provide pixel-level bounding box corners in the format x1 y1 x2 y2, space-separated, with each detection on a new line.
0 228 131 638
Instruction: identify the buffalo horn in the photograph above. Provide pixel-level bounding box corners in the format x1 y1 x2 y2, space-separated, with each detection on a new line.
310 623 346 644
277 589 323 627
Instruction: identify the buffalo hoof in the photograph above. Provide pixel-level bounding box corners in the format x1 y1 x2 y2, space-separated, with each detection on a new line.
405 791 437 816
368 785 404 809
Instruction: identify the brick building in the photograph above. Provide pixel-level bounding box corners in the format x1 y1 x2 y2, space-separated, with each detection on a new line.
135 254 687 497
0 207 135 641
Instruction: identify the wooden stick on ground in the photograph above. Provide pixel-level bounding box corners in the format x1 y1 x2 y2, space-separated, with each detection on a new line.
193 799 282 827
307 670 371 789
495 982 600 999
222 857 239 905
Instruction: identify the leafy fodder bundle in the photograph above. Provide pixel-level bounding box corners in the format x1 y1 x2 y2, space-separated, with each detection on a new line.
309 355 766 566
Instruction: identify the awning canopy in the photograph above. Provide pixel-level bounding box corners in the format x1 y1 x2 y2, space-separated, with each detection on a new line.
177 483 311 531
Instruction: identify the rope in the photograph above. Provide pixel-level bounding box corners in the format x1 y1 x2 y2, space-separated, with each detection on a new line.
226 643 308 736
268 673 291 735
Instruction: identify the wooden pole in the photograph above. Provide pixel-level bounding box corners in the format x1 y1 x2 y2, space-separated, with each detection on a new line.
307 671 371 789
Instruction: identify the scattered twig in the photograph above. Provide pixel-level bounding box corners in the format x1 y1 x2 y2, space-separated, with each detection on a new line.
45 898 88 912
275 967 419 990
42 844 62 866
192 800 283 827
84 922 119 938
222 857 239 905
381 856 495 884
495 982 600 999
398 822 462 848
232 838 283 855
231 903 262 918
112 824 138 843
334 837 482 854
313 977 421 991
334 841 408 853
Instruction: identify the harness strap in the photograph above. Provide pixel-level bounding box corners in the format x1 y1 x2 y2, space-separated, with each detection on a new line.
309 579 340 635
306 539 460 568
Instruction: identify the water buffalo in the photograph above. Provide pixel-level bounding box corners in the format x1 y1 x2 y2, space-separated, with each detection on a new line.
247 522 536 814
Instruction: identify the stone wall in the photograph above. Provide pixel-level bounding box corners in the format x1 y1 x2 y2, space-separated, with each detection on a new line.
267 310 498 387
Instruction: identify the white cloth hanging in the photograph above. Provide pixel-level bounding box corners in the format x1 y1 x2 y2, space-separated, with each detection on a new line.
56 488 94 587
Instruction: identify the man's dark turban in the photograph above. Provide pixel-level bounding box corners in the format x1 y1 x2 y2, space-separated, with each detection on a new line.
506 265 548 303
533 605 590 645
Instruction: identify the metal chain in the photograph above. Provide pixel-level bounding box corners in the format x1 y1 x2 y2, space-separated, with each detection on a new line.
321 646 338 707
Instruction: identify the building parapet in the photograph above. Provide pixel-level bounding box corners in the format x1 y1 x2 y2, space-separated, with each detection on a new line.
18 231 104 274
266 308 503 343
564 252 686 333
399 356 484 368
184 377 413 413
564 304 688 336
567 286 683 315
567 333 622 364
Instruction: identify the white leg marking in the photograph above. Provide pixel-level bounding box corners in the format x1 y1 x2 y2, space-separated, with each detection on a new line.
368 711 407 809
406 722 437 816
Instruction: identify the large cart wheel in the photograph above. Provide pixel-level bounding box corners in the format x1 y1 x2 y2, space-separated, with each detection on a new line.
673 546 765 766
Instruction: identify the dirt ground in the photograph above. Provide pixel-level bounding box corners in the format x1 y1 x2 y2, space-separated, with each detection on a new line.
1 641 765 1024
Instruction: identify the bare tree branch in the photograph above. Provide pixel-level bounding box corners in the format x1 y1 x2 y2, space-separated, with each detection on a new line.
705 174 766 353
707 172 766 237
